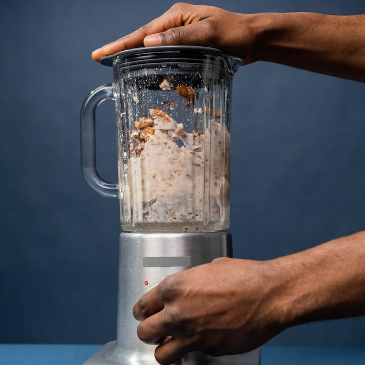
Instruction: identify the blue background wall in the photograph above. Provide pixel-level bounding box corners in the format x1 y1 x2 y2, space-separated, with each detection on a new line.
1 0 365 347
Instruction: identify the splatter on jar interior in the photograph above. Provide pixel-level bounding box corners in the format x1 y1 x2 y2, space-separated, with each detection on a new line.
81 46 242 232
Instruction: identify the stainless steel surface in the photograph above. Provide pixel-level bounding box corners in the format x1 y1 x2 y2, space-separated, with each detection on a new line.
84 232 263 365
116 232 232 351
84 341 261 365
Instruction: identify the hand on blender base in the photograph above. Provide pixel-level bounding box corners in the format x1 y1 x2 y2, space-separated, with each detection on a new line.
133 231 365 364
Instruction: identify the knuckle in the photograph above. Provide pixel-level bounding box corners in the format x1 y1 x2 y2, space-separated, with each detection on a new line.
160 275 180 301
165 27 183 45
201 19 219 45
170 2 188 12
139 24 150 36
212 257 230 264
138 296 150 319
136 322 147 341
163 306 180 327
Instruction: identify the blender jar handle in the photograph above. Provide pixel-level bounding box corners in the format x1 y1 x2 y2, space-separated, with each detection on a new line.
80 84 119 199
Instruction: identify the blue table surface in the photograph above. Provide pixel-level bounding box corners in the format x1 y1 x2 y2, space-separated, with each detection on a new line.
0 345 364 365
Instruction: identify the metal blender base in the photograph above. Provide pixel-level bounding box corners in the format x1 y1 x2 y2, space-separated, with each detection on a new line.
84 232 261 365
84 340 261 365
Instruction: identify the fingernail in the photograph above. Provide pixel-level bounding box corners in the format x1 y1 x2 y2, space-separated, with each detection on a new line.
144 34 162 47
102 46 111 56
91 49 101 61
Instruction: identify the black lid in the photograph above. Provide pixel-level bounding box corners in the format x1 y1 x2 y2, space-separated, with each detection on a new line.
100 46 243 73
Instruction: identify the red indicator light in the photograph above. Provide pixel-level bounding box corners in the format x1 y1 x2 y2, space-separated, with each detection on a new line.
144 281 148 286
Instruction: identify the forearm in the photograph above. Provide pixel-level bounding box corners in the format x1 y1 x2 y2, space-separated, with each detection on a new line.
271 230 365 329
250 12 365 82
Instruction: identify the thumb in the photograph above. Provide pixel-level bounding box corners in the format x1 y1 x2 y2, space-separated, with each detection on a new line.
144 22 214 48
143 33 164 47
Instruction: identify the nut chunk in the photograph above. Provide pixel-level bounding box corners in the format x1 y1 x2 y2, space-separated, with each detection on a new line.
149 109 177 130
159 79 171 90
134 117 154 129
176 85 195 107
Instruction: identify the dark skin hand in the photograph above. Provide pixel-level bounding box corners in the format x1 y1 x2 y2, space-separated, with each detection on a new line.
133 232 365 364
133 258 283 361
91 4 257 63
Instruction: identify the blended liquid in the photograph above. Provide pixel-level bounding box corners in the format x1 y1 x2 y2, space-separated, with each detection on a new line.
122 108 230 232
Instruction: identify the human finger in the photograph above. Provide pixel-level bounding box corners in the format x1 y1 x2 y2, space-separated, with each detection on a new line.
91 14 171 63
91 29 146 62
133 285 165 321
154 337 195 365
211 257 230 263
91 3 209 61
144 19 219 48
91 3 187 61
136 310 174 345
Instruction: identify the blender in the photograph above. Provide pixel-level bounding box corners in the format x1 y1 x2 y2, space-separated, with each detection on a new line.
80 46 261 365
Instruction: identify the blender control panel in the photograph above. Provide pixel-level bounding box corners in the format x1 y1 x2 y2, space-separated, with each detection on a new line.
143 256 191 267
142 256 191 289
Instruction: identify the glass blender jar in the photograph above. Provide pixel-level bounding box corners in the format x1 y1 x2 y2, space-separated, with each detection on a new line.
81 46 241 232
80 46 259 365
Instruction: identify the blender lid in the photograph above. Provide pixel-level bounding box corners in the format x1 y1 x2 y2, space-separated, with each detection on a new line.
100 45 243 72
